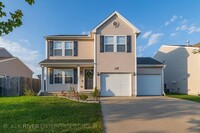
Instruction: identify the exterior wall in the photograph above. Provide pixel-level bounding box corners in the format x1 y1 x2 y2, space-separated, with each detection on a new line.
96 14 137 95
46 67 93 92
137 67 162 75
47 40 94 60
0 58 32 78
154 46 200 95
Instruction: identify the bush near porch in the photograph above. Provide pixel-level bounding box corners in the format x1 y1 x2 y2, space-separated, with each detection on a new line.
0 96 103 133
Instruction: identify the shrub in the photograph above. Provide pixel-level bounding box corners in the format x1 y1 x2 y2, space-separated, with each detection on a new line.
79 94 88 101
24 86 36 96
92 87 100 101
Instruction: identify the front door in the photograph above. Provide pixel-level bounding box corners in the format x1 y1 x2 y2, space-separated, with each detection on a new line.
84 69 93 90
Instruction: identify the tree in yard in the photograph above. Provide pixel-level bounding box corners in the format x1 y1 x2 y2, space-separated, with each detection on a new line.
0 0 34 36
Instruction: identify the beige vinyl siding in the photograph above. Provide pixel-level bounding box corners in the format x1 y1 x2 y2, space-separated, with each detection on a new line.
96 14 137 95
0 58 32 78
48 40 94 60
154 45 200 95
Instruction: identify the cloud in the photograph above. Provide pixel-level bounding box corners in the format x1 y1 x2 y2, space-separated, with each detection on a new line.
170 33 178 37
81 31 90 35
138 45 148 52
147 33 163 46
165 15 178 26
0 37 42 77
176 24 200 34
141 31 152 39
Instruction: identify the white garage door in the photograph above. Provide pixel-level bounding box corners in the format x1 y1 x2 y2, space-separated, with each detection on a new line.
101 74 131 96
137 75 162 96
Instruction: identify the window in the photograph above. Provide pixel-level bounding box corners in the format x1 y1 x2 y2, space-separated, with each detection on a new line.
53 41 62 56
64 69 73 84
104 36 114 52
117 36 126 52
104 35 127 52
54 69 62 84
53 69 74 84
65 42 73 56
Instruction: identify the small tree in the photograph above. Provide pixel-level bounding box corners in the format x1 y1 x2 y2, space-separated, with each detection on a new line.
92 87 100 101
0 0 34 36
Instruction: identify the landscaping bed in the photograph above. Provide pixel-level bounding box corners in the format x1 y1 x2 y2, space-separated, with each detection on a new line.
0 96 103 133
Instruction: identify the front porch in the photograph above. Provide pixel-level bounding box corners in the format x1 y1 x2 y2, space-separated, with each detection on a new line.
39 59 96 93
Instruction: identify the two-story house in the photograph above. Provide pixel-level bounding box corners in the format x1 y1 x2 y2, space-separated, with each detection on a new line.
39 11 165 96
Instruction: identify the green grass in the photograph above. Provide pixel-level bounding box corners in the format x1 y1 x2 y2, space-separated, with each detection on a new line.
0 96 103 133
167 93 200 103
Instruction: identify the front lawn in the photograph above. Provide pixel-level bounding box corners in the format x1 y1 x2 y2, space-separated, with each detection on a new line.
0 96 103 133
166 93 200 103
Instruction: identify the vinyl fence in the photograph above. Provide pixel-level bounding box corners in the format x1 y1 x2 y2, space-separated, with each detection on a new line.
0 77 41 96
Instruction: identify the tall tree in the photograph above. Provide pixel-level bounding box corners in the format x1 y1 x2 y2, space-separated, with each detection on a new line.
0 0 34 36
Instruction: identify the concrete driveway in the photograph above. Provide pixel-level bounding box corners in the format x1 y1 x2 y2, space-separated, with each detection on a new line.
101 96 200 133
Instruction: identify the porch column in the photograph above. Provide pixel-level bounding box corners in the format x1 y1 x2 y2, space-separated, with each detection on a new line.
77 65 80 92
93 33 97 89
45 67 48 92
41 66 45 92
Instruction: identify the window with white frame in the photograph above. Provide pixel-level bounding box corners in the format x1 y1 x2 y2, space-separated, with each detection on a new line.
65 42 73 56
64 69 73 84
54 69 62 84
117 36 126 52
53 41 63 56
104 35 126 52
53 69 74 84
104 36 114 52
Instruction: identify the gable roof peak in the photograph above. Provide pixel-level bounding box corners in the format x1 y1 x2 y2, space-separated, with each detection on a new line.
92 11 141 35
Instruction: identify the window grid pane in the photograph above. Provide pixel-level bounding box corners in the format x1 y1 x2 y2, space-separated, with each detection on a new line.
117 45 126 52
54 42 62 49
65 42 73 49
117 36 126 44
105 45 114 52
65 69 73 84
105 36 114 44
54 69 62 84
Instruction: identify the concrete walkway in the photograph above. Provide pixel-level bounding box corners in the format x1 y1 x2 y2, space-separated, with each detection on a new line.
101 96 200 133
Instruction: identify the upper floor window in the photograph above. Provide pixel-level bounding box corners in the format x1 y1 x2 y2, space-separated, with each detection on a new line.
104 35 127 52
65 42 73 56
54 42 62 56
105 36 114 52
52 41 76 56
117 36 126 52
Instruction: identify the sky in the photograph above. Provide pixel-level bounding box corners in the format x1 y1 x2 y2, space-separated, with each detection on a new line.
1 0 200 77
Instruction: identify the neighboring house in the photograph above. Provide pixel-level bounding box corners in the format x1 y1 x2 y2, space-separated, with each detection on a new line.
154 45 200 95
0 47 33 78
39 11 165 96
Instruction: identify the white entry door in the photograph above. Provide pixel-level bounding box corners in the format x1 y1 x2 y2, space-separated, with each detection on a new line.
137 75 162 96
101 74 131 96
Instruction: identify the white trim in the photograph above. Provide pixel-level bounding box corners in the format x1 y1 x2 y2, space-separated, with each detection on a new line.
41 66 45 92
77 65 80 92
92 11 141 34
0 58 15 63
45 40 48 59
93 33 97 88
46 67 48 92
134 34 137 96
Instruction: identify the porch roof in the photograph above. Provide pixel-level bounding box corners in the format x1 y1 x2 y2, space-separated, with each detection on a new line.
39 59 94 67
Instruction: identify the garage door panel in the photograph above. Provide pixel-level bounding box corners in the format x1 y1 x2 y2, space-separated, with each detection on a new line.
137 75 161 96
101 74 131 96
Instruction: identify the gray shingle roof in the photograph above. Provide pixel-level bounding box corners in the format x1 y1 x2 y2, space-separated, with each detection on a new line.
137 57 163 65
40 59 94 65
